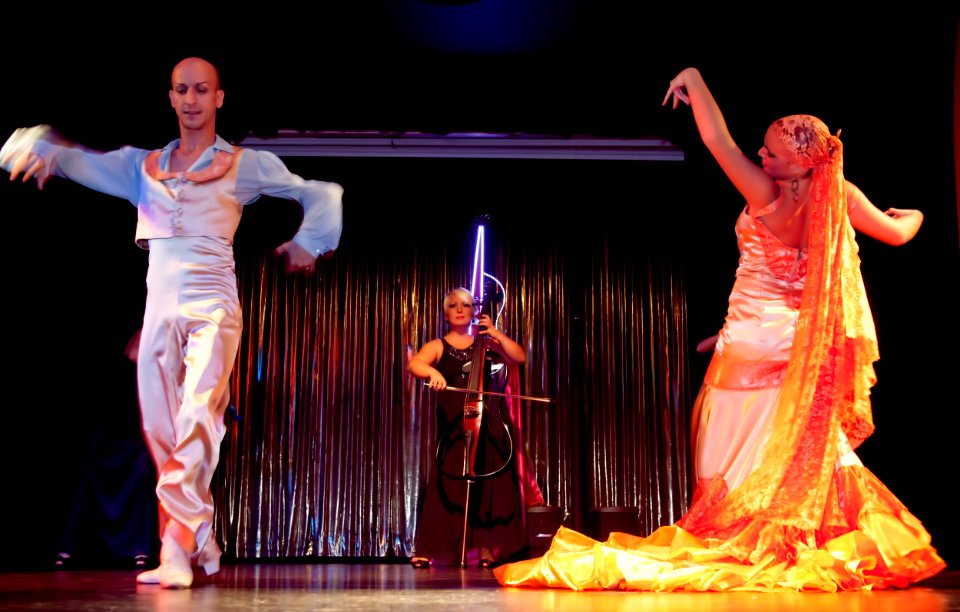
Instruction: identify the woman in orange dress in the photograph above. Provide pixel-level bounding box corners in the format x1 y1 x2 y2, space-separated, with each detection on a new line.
494 67 945 592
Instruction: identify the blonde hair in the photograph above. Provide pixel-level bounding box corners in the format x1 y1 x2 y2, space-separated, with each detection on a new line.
442 287 476 311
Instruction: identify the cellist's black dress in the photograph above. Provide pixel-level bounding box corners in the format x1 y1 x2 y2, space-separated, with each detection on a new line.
413 337 527 565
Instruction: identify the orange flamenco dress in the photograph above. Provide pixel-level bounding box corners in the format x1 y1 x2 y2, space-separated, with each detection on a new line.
495 165 945 591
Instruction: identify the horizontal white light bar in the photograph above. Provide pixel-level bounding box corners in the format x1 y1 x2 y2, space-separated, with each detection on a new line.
238 130 683 161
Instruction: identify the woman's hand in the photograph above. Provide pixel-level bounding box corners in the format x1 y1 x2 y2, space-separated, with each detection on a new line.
884 207 922 221
885 207 924 245
846 183 924 246
426 369 447 391
476 314 503 342
663 69 695 109
475 314 526 365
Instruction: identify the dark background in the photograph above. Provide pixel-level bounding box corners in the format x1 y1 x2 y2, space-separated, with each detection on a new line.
1 4 957 570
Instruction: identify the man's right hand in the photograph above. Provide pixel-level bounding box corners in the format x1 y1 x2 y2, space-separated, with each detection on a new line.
1 126 55 189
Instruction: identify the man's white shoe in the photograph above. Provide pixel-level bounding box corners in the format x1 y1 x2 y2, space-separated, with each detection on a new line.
158 533 194 589
135 567 161 585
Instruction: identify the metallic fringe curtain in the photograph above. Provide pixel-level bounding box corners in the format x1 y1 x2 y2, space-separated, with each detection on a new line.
216 226 692 558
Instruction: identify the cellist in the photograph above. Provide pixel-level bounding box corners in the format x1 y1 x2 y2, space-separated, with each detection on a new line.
407 286 530 569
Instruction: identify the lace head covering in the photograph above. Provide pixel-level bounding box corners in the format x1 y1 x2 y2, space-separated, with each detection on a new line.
768 114 835 168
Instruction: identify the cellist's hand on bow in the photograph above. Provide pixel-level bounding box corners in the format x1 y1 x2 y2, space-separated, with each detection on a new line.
426 369 448 391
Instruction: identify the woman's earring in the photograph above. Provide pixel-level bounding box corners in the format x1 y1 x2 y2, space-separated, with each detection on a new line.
791 178 800 202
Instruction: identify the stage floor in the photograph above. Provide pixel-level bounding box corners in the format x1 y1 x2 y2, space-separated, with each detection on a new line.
0 563 956 611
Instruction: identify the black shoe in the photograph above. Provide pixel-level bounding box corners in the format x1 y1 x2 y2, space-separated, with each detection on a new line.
479 558 495 569
410 557 430 569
